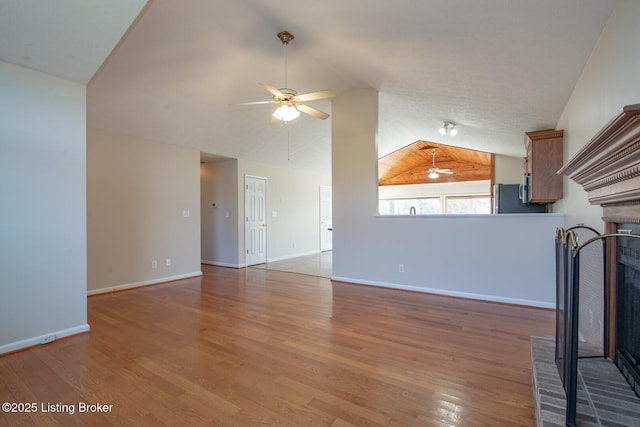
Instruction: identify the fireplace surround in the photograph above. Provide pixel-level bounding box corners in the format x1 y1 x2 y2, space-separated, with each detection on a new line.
559 104 640 357
557 104 640 425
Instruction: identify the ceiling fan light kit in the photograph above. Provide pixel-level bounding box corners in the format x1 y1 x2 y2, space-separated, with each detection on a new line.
273 104 300 121
238 30 334 123
439 122 458 136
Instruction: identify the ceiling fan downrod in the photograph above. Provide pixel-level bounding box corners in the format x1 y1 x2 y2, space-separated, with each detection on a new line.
277 31 294 89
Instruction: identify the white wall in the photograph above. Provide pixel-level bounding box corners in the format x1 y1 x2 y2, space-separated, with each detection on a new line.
200 159 240 267
237 160 331 263
556 0 640 230
0 61 89 353
495 154 525 184
87 129 201 294
333 87 563 307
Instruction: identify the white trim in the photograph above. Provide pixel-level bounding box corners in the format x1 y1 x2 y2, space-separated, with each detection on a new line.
244 174 269 180
87 271 203 296
330 276 554 309
201 260 243 268
267 250 321 263
0 324 91 355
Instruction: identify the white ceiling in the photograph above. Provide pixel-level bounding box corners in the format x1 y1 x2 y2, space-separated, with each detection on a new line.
1 0 617 175
0 0 147 84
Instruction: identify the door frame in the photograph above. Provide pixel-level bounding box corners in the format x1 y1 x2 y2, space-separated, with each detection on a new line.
320 185 333 252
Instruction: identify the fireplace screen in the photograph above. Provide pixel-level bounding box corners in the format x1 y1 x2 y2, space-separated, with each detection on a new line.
556 226 640 425
555 226 603 390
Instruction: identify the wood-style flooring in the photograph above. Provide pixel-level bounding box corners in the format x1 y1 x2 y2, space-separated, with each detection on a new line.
0 265 554 426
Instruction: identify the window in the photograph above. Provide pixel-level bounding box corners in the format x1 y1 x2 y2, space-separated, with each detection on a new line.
378 180 492 215
379 198 441 215
445 195 491 214
379 194 491 215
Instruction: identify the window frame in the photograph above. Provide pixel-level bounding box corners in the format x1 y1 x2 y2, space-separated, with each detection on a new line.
379 193 491 215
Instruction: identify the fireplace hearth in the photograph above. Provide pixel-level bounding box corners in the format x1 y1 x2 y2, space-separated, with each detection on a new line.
531 335 640 426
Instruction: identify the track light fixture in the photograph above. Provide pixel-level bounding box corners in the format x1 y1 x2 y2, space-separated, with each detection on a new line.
439 122 458 136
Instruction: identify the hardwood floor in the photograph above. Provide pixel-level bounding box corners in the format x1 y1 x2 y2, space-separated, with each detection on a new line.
0 265 554 426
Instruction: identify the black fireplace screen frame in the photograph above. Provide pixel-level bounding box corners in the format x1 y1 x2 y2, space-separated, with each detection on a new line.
555 228 640 426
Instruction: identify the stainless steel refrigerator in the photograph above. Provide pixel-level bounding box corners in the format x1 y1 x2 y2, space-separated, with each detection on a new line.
494 184 547 213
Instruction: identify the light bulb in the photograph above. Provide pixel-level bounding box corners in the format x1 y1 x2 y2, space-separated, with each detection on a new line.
439 126 447 135
273 105 300 122
428 171 439 179
449 127 458 136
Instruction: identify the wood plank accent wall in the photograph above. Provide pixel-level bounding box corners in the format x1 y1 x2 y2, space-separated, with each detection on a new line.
378 140 494 185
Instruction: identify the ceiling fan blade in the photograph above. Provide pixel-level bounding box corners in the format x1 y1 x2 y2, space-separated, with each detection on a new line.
437 169 454 174
259 83 283 97
236 100 277 106
297 104 330 120
296 89 335 102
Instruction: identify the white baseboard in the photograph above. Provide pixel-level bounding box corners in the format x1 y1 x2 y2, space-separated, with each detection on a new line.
267 250 321 263
87 271 203 296
201 260 244 268
0 324 91 355
330 276 555 309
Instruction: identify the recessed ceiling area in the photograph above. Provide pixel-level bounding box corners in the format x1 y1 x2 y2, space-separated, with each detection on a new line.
378 141 494 186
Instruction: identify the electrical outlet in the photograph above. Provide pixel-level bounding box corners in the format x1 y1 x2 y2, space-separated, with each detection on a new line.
398 264 405 273
165 258 171 267
152 260 158 269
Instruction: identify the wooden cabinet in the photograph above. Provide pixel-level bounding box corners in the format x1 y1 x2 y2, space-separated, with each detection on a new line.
525 129 564 203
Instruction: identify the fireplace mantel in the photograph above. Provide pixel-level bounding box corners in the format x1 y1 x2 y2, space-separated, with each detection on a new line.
559 104 640 223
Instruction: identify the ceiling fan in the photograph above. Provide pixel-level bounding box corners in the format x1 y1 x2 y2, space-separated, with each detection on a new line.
239 30 334 123
428 149 454 179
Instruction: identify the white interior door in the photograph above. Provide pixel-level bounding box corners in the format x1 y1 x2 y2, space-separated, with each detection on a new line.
320 185 333 252
245 176 267 266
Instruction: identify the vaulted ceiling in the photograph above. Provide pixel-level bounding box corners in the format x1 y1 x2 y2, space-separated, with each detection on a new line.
379 141 493 186
0 1 618 174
